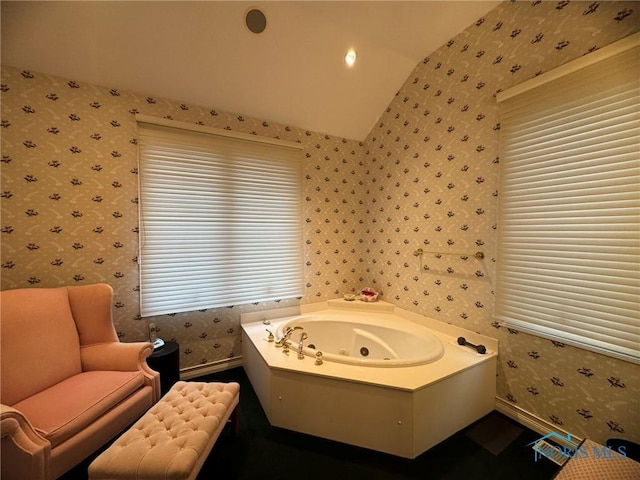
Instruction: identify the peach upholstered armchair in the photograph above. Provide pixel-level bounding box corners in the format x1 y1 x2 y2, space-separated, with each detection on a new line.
0 283 160 480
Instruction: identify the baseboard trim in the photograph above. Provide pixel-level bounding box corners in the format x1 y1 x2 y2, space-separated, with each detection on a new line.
179 356 244 380
495 397 582 447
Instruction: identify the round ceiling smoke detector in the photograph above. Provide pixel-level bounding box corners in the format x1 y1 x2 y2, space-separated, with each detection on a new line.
245 7 267 34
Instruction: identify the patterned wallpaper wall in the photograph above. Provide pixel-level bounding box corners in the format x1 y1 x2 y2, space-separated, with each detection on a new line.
360 0 639 445
1 1 638 445
0 69 367 367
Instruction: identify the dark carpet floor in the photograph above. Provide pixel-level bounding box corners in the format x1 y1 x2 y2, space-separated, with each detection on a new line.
62 367 560 480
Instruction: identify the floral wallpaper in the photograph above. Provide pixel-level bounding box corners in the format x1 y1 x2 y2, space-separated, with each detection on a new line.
359 0 639 445
0 69 367 368
1 0 638 445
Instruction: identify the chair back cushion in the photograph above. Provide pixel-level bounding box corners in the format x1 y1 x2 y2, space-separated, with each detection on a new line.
1 287 82 405
67 283 118 345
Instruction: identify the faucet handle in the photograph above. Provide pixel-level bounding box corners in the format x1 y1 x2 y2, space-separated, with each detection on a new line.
265 329 274 342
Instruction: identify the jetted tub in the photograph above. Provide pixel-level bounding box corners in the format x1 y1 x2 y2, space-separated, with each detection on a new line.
241 299 498 459
274 314 444 367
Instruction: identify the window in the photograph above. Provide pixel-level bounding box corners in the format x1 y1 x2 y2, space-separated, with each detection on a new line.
495 33 639 364
137 116 304 317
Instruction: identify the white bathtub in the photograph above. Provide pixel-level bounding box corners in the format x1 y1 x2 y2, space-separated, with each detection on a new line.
241 299 498 459
275 314 444 367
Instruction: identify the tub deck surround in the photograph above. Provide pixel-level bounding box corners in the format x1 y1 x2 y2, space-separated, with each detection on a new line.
241 299 498 458
241 299 497 392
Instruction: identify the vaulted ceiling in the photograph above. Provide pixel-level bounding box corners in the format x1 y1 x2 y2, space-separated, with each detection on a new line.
1 1 501 140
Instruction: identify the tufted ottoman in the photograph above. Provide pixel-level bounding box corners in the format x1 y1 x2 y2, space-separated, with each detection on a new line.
88 381 240 480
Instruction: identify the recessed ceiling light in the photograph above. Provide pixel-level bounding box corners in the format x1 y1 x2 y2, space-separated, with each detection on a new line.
345 49 357 67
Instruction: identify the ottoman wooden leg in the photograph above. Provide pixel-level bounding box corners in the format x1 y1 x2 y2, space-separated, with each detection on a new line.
229 405 240 438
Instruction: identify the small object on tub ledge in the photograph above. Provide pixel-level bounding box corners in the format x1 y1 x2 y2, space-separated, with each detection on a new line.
315 351 324 365
343 293 357 301
360 287 379 302
457 336 487 354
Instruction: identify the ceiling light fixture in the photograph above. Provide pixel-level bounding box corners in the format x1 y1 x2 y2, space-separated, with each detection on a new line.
344 49 357 67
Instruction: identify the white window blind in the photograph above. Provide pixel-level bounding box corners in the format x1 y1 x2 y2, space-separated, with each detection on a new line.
137 116 304 317
495 33 640 364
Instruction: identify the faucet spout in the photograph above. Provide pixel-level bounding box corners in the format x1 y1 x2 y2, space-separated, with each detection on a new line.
276 325 303 347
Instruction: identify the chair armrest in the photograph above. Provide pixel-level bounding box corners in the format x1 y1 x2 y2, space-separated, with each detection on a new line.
81 342 161 401
81 341 153 371
1 404 50 480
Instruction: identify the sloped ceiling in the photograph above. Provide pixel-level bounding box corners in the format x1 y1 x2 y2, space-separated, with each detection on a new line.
1 1 501 140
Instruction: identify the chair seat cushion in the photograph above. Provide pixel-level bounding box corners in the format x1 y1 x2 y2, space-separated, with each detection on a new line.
13 370 145 447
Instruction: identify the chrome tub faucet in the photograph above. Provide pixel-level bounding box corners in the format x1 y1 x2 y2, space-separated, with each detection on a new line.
297 332 308 360
275 326 303 347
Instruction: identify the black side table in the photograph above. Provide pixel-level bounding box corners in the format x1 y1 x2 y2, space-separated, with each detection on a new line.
147 341 180 395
